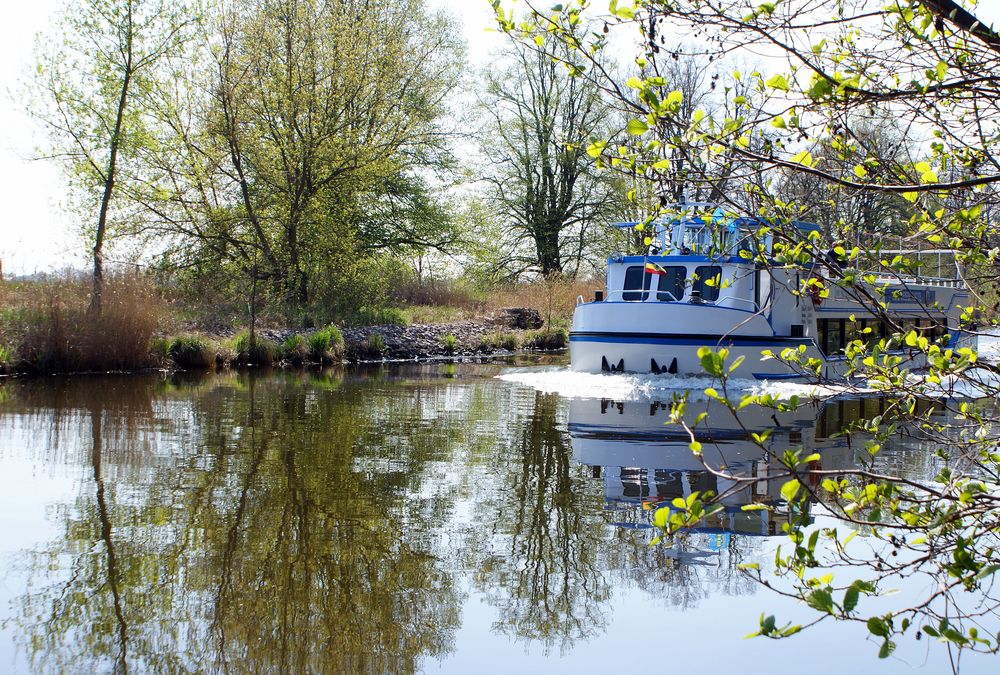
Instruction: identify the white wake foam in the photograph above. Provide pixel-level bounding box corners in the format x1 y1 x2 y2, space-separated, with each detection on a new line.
978 329 1000 364
497 368 847 402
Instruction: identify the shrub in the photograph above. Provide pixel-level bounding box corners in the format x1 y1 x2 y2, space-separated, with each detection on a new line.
439 333 458 354
0 343 10 374
215 344 236 368
151 337 172 360
282 334 309 366
169 335 215 369
479 332 521 352
232 331 278 366
308 325 345 364
366 332 385 357
16 273 162 373
343 306 408 327
524 327 569 350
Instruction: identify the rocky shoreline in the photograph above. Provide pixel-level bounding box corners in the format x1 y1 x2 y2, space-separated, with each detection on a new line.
0 308 565 377
247 307 562 362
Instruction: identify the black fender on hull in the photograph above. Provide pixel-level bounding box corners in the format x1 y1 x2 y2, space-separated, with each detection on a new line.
650 357 678 374
601 356 625 373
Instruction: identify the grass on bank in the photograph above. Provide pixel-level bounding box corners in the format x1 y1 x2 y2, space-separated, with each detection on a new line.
0 273 161 373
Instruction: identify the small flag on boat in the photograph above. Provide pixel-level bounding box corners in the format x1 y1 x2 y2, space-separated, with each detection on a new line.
645 261 667 276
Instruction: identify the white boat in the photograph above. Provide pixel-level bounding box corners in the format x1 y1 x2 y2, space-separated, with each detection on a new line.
570 205 975 380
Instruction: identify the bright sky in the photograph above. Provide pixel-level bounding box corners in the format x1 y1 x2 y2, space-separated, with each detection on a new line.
1 1 998 275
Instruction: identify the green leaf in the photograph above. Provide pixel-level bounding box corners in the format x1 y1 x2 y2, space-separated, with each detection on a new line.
653 506 669 528
586 141 606 158
867 616 890 638
765 74 790 92
626 118 649 135
976 563 1000 580
805 588 834 614
781 478 801 502
790 150 815 167
843 586 859 613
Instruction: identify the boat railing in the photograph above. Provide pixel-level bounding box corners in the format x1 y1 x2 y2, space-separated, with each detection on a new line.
850 248 966 287
866 274 966 289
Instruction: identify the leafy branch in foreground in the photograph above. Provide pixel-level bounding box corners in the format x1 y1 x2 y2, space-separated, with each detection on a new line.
493 4 1000 662
651 345 1000 665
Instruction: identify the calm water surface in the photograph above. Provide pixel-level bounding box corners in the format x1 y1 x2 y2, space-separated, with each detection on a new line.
0 357 995 674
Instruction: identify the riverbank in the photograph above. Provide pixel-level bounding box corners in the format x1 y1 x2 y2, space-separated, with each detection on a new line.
0 274 582 376
0 305 568 376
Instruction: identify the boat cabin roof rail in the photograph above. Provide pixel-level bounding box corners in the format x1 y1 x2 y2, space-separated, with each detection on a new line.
819 247 966 286
615 206 821 259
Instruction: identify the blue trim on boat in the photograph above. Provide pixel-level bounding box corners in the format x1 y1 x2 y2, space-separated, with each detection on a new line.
583 301 760 315
569 332 813 348
751 372 806 381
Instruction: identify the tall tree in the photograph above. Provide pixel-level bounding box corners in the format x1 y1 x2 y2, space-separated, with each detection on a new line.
481 32 624 277
149 0 463 306
34 0 192 314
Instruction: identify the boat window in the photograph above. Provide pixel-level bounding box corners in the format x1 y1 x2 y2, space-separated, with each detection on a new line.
656 267 686 301
818 318 846 355
693 266 722 302
622 266 651 301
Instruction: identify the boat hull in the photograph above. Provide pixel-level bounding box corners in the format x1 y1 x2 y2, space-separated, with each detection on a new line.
569 333 831 379
568 300 957 380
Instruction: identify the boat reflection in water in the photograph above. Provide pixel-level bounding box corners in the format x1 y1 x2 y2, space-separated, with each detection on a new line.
569 397 857 540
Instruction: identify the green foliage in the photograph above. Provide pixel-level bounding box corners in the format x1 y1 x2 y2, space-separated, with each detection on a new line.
479 30 626 276
479 332 521 352
365 333 386 358
0 343 11 374
151 337 172 359
523 327 568 350
308 326 345 364
342 306 409 328
232 332 278 367
439 333 458 354
282 334 309 366
137 0 465 308
169 335 214 370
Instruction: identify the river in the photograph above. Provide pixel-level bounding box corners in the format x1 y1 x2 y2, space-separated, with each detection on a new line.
0 355 997 673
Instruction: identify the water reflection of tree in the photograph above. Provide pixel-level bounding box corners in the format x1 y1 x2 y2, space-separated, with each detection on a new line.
605 527 761 610
6 372 465 674
471 391 612 652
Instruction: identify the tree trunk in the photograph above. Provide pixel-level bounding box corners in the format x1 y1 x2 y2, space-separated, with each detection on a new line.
90 48 133 316
537 225 562 276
